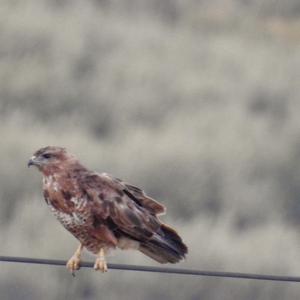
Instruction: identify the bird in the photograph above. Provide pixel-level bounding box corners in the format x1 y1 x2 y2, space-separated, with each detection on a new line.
28 146 188 273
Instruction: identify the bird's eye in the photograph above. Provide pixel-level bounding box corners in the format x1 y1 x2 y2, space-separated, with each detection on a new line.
42 153 52 159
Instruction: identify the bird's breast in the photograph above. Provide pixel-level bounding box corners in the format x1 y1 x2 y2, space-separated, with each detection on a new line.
43 175 89 216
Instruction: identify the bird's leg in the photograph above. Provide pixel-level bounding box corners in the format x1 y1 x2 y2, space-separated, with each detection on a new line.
66 243 83 275
94 248 108 273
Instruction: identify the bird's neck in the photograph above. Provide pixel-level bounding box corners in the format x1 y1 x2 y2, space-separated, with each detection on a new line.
41 161 87 178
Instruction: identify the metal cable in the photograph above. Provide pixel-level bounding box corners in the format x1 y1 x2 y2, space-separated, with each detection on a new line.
1 255 300 282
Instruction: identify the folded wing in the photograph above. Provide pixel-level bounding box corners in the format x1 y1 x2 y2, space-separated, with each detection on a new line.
81 172 187 263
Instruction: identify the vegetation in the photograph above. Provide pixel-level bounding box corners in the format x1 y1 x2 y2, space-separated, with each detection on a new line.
0 0 300 299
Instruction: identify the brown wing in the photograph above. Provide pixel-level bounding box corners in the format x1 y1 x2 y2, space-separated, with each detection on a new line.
80 172 163 242
80 171 187 263
112 175 166 216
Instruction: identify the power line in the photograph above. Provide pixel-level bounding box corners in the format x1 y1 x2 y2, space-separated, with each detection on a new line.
0 255 300 283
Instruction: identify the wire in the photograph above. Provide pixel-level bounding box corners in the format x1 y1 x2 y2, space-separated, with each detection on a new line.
0 255 300 283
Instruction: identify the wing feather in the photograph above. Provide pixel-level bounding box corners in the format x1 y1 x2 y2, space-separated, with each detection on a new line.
81 172 162 242
78 170 187 263
123 183 166 215
102 173 166 215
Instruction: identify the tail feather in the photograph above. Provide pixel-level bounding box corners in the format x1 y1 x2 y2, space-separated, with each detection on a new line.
139 224 188 264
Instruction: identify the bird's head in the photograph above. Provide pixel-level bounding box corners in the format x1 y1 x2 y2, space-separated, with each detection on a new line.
28 146 78 175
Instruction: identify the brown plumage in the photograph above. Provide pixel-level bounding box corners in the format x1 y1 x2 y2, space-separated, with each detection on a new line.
28 146 188 273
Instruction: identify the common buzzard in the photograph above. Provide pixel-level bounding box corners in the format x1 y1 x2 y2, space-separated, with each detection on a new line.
28 146 187 273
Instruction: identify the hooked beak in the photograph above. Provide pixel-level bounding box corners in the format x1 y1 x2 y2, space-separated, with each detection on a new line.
28 156 40 167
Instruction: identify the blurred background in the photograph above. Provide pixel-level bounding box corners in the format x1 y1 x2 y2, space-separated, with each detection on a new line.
0 0 300 299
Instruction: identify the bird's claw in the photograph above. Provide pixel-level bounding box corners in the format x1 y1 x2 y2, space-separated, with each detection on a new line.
94 257 108 273
66 255 81 275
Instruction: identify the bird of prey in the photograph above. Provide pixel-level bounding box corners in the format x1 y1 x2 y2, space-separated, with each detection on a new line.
28 146 188 273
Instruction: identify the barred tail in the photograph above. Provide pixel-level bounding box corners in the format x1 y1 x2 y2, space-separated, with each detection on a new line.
139 224 188 264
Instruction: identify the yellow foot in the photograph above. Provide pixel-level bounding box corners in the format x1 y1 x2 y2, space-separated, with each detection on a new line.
66 255 81 274
94 257 108 273
66 244 83 275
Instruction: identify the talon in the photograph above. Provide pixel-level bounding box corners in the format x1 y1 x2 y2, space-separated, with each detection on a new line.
94 258 108 272
66 255 81 273
94 248 108 272
66 244 83 274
